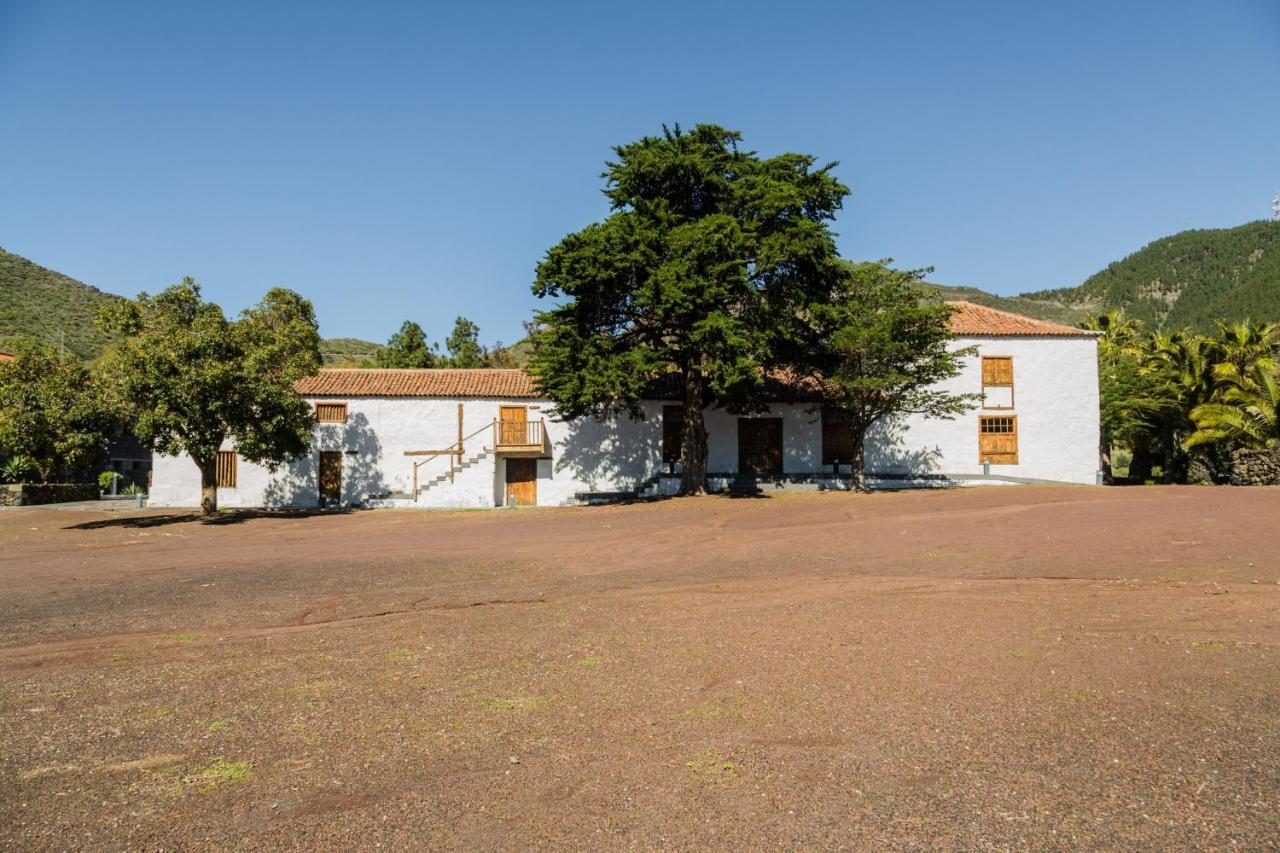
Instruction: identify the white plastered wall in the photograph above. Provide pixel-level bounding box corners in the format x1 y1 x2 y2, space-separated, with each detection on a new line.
864 335 1100 484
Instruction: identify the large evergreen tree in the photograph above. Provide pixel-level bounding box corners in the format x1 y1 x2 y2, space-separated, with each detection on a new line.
528 124 849 494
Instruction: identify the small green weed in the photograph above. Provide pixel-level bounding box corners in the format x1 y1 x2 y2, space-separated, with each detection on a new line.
192 757 251 794
1006 649 1032 659
575 656 602 670
207 719 231 733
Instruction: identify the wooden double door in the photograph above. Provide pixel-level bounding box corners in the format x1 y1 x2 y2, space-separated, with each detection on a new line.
738 418 783 475
504 458 537 507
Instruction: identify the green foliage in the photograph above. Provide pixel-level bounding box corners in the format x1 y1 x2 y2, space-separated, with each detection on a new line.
1 454 35 484
445 316 484 368
1084 310 1280 482
809 262 977 490
0 247 123 361
1186 363 1280 451
98 470 121 490
374 321 438 368
529 123 849 493
98 278 321 514
0 342 120 482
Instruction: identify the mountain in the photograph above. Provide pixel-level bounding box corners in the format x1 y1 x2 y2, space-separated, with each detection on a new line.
321 337 384 366
0 246 382 363
0 247 122 360
1021 220 1280 331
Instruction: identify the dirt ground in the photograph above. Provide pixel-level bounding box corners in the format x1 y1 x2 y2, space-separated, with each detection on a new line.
0 486 1276 850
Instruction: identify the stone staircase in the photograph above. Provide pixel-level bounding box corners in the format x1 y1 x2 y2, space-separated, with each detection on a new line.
415 448 492 497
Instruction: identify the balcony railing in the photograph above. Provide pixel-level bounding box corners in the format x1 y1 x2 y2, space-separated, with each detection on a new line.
495 418 545 451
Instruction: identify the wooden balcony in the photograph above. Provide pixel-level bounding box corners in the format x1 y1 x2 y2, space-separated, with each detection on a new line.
494 418 546 453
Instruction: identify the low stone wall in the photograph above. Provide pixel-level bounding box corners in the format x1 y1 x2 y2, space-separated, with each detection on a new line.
1 483 100 506
1228 446 1280 486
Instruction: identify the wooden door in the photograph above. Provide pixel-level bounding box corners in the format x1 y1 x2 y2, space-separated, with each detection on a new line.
978 416 1018 465
505 458 537 506
499 405 528 446
319 451 342 503
738 418 783 475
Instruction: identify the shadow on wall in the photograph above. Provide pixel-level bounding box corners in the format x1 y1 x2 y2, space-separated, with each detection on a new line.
262 412 390 507
553 410 661 491
864 418 944 476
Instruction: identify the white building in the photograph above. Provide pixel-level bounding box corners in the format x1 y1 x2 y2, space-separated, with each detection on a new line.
148 302 1101 508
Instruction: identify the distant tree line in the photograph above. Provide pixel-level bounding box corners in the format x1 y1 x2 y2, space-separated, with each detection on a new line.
1086 311 1280 483
358 316 524 369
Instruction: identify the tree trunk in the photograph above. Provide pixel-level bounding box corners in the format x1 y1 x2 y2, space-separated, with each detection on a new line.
850 430 869 493
1128 438 1153 482
679 374 708 496
198 459 218 516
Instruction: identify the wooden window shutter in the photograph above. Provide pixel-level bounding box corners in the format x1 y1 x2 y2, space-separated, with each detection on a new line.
982 357 1013 386
216 451 238 488
978 416 1018 465
662 405 685 464
315 402 348 423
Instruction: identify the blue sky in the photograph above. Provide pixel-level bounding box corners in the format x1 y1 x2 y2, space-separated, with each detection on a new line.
2 1 1277 345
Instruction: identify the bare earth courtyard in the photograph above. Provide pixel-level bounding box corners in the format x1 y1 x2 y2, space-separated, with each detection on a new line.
0 487 1276 849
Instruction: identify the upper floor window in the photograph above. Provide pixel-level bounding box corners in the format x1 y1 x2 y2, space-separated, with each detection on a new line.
981 356 1014 410
315 402 349 423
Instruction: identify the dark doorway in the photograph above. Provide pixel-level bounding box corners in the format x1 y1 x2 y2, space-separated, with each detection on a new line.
319 451 342 504
737 418 783 475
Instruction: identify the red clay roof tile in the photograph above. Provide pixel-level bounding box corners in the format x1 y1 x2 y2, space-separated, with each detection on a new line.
944 301 1096 337
295 368 537 398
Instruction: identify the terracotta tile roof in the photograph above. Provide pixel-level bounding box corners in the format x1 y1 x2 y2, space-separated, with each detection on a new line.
0 352 13 363
295 368 537 398
945 301 1097 337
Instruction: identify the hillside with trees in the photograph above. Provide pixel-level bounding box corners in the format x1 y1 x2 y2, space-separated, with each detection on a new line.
0 246 382 364
1024 220 1280 331
0 247 123 360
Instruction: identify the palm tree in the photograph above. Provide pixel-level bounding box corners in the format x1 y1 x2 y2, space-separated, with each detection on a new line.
1185 363 1280 451
1212 320 1280 392
1140 332 1221 481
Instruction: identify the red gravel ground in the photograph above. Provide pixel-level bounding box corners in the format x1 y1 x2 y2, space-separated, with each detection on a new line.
0 486 1277 849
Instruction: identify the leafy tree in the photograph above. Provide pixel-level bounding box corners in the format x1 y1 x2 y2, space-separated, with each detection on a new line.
445 316 484 368
0 341 119 482
99 278 321 515
529 123 849 494
374 321 438 368
806 262 976 491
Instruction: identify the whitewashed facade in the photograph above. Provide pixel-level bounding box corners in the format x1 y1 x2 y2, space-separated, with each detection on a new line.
149 302 1101 508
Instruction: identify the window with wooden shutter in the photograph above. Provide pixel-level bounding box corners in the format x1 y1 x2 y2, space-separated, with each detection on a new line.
978 416 1018 465
315 402 348 423
822 407 855 465
981 356 1014 409
662 405 685 464
216 451 238 488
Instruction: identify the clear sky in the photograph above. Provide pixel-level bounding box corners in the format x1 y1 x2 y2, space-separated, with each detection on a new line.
2 0 1277 345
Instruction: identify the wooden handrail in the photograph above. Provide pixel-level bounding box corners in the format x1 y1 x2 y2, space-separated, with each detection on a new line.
405 419 498 499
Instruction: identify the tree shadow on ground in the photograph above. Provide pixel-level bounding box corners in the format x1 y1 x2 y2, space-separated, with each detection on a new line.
64 507 356 530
